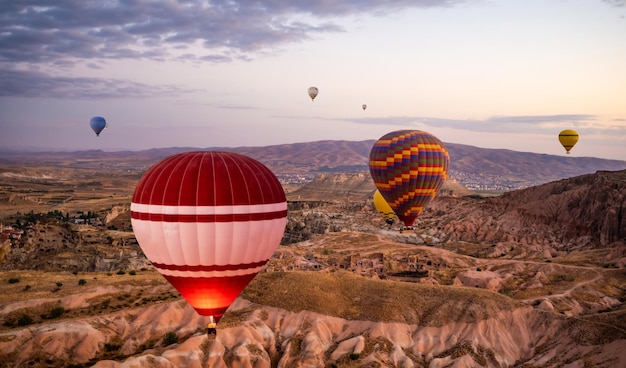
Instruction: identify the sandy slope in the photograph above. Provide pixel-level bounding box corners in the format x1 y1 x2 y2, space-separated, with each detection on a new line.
2 297 625 368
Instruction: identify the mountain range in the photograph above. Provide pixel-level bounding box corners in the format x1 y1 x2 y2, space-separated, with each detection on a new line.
2 140 626 190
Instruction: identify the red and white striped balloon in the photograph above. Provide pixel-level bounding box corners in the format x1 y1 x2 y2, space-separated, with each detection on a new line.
131 151 287 323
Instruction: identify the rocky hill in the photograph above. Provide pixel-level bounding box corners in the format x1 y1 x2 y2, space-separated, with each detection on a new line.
281 169 626 253
417 169 626 255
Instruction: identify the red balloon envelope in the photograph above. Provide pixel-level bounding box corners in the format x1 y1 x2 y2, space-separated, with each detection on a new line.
131 151 287 323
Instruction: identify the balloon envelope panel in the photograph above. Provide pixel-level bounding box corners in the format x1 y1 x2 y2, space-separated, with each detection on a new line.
369 130 449 227
131 151 287 322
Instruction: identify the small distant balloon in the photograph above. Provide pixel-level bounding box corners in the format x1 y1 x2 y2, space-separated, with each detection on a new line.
90 116 107 137
558 129 579 154
308 86 318 101
362 104 367 111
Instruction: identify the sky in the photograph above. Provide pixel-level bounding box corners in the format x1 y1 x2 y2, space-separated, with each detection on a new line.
1 0 625 160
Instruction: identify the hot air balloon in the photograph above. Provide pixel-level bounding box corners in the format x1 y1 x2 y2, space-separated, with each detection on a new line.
373 190 395 226
369 130 449 229
362 104 367 111
90 116 107 136
308 86 318 101
130 151 288 325
558 129 579 154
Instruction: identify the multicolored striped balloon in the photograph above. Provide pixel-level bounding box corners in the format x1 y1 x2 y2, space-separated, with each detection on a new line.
369 130 450 228
131 151 287 323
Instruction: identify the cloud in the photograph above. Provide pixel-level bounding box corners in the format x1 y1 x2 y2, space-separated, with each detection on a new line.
0 1 467 99
0 1 464 65
0 69 196 99
343 114 626 134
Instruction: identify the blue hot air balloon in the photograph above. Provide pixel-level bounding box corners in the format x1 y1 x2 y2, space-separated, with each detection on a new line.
90 116 107 136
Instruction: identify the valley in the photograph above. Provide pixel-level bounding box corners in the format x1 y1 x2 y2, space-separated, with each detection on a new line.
0 143 625 367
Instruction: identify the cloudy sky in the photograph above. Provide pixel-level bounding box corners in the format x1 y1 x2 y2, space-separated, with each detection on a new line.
1 0 625 160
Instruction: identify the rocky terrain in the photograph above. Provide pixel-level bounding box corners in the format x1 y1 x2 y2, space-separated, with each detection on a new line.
0 144 625 367
422 170 626 251
1 232 624 367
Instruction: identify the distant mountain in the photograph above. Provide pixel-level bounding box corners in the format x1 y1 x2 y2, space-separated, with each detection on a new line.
2 140 625 189
222 140 626 190
444 143 626 189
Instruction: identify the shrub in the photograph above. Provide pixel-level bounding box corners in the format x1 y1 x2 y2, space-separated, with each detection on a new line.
48 306 65 319
56 282 63 287
18 314 34 326
23 285 31 291
163 331 178 346
349 353 360 360
116 270 126 275
104 342 121 352
128 270 136 276
8 278 20 284
78 279 87 286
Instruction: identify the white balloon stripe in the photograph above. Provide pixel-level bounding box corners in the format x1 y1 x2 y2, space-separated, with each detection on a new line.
130 217 287 266
130 202 287 215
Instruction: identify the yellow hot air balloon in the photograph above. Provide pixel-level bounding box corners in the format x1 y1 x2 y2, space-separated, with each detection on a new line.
558 129 579 154
308 86 318 101
373 190 396 227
